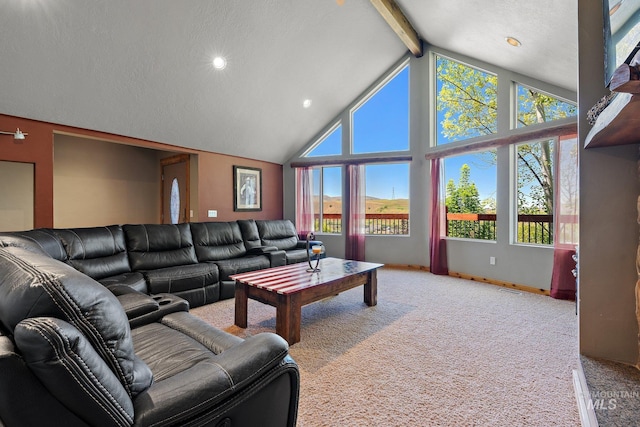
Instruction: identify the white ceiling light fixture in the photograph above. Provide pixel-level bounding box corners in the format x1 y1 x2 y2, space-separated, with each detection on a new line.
302 99 312 108
0 128 27 140
212 56 227 70
505 36 522 47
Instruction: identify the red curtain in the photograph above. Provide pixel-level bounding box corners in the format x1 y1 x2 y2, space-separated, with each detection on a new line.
429 158 449 275
295 167 314 238
345 164 365 261
550 134 579 300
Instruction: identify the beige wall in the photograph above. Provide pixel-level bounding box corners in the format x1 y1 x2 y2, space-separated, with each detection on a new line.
0 114 284 229
53 135 167 227
0 161 34 231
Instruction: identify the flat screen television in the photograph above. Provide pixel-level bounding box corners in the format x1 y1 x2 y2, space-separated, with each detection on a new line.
603 0 640 86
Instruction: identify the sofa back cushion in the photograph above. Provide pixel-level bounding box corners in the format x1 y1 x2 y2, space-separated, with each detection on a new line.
124 223 198 271
237 219 262 250
52 226 131 280
0 246 153 398
256 220 299 251
0 229 67 261
191 222 247 261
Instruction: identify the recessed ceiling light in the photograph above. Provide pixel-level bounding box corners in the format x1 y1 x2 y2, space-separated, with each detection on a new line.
505 37 521 47
303 99 312 108
212 56 227 70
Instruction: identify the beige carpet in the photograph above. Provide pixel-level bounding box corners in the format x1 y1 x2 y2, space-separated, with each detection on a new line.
191 268 580 426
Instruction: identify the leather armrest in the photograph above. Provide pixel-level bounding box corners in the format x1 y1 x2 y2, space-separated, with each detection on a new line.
134 312 299 426
246 245 279 254
129 294 189 328
117 292 160 319
267 250 286 267
162 312 289 384
108 283 144 296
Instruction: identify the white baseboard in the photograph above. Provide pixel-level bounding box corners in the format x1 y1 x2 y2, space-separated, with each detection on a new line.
573 367 599 427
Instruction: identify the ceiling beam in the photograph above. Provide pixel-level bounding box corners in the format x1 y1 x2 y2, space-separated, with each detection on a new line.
370 0 423 57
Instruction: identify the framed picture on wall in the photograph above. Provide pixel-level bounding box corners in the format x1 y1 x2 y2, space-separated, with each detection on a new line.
233 166 262 211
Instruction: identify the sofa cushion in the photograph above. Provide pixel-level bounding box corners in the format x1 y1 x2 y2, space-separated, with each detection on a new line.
191 221 247 261
144 263 219 295
237 219 262 250
283 248 313 264
0 246 153 398
143 262 220 308
99 271 148 294
215 255 270 281
15 317 135 426
256 220 299 251
53 225 131 280
124 223 198 271
0 229 67 261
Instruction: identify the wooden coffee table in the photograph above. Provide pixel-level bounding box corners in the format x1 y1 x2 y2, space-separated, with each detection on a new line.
231 257 383 344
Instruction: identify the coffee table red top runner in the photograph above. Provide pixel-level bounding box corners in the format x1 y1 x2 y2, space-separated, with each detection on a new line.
230 257 383 295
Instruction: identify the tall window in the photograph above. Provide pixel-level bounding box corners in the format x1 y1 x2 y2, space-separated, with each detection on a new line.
352 65 409 154
297 62 412 237
444 151 497 240
515 139 554 245
435 56 497 145
515 83 577 128
364 163 409 235
312 166 342 234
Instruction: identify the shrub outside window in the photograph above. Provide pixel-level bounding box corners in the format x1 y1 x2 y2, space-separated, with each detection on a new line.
444 152 497 241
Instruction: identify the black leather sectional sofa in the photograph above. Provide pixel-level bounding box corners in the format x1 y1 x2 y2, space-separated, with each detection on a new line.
0 219 320 309
0 219 317 426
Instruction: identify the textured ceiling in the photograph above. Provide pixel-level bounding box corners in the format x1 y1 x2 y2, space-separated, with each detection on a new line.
0 0 577 164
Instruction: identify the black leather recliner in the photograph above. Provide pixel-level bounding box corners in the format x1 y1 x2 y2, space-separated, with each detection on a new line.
0 245 299 426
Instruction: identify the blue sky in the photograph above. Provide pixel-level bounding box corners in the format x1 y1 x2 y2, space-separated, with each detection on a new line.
308 67 410 200
306 64 496 201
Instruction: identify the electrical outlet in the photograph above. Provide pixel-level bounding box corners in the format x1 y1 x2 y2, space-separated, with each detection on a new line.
207 210 217 218
490 256 496 265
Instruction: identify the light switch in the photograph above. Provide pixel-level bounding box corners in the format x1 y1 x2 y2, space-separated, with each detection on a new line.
207 210 217 218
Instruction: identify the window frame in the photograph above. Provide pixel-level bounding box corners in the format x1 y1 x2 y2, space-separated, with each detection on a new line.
302 122 343 158
311 165 343 235
433 54 498 146
363 162 411 236
442 150 498 242
513 82 577 130
350 63 410 155
511 137 556 247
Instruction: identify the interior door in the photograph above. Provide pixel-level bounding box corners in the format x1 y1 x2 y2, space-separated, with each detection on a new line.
0 161 34 231
161 155 189 224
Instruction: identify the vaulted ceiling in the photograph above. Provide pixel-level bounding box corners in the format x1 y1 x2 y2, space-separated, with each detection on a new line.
0 0 577 164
